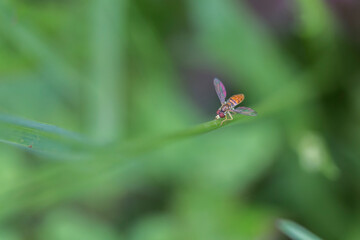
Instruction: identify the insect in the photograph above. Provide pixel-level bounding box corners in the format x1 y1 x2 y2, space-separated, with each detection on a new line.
214 78 257 125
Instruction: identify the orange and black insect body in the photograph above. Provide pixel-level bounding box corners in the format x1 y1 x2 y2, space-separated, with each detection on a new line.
214 78 257 126
227 94 245 108
216 94 244 122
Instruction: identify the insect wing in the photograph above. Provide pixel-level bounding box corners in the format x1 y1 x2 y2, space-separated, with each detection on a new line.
233 106 257 116
214 78 227 104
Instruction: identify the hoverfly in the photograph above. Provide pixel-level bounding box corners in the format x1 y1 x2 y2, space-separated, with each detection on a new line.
214 78 257 125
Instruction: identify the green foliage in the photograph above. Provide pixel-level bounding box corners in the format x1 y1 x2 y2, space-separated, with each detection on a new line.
0 114 89 157
0 0 358 239
37 209 121 240
278 219 322 240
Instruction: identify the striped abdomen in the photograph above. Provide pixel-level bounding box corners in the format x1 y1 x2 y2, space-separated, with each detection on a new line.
227 94 244 108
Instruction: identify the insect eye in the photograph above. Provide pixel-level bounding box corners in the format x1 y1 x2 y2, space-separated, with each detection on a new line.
219 112 225 118
216 110 220 115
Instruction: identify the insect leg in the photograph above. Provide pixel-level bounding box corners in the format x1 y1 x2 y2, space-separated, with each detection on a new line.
228 112 233 121
220 114 228 126
220 112 234 126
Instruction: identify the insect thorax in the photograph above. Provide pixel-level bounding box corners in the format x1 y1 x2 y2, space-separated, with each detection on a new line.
221 103 231 111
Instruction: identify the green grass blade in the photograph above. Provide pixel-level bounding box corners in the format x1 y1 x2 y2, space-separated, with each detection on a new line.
86 0 128 142
0 114 90 158
278 219 323 240
0 74 323 160
0 119 278 223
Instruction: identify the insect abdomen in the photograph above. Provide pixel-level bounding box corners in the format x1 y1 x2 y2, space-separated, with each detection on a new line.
228 94 244 107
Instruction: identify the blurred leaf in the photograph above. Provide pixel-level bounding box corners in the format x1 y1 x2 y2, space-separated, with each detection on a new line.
278 219 322 240
295 0 336 41
175 192 275 240
0 147 27 193
261 155 347 238
0 1 80 102
129 215 178 240
128 8 194 137
137 119 280 186
0 75 78 129
296 131 339 179
294 0 339 89
184 121 280 193
0 100 256 159
187 0 294 99
137 121 281 239
0 158 137 222
0 114 89 158
86 0 128 142
346 214 360 240
0 229 22 240
0 113 264 223
37 209 121 240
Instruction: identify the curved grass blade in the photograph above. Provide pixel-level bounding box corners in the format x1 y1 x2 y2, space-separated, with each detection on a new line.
0 119 277 222
0 114 91 159
278 219 323 240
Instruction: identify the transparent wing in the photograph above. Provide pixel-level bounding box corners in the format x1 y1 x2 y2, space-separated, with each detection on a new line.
233 106 257 116
214 78 226 104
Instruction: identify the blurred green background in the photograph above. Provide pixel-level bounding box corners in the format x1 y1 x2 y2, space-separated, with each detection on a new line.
1 0 360 239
